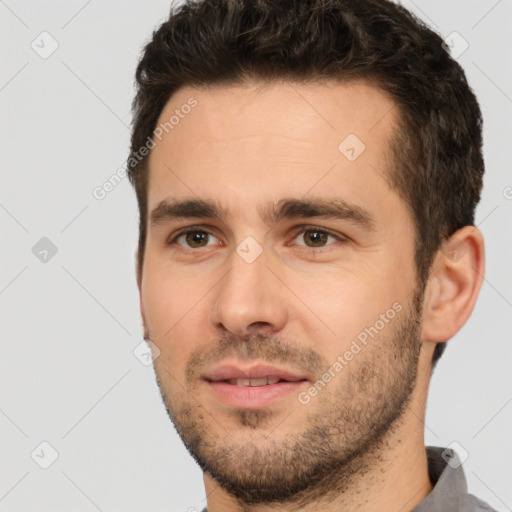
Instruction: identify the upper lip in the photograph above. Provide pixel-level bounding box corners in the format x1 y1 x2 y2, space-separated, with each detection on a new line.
203 363 310 382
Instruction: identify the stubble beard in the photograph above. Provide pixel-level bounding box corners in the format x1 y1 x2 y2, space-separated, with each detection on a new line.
152 287 424 507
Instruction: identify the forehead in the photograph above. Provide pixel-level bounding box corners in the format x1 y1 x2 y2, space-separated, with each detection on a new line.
153 78 397 148
146 79 401 225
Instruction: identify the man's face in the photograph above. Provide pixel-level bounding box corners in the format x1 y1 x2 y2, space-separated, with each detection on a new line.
139 80 425 504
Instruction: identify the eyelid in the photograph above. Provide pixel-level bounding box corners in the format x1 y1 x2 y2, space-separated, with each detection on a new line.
289 224 348 242
166 224 221 246
287 225 348 251
167 224 348 250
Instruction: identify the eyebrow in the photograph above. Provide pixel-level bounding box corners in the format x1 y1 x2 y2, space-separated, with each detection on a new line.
149 197 376 232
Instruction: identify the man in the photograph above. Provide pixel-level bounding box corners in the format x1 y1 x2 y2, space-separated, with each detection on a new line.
127 0 494 510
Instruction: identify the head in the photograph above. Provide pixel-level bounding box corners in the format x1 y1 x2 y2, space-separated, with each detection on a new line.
129 0 484 367
127 0 485 506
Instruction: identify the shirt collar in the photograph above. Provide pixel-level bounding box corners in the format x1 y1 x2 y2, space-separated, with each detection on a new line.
412 446 468 512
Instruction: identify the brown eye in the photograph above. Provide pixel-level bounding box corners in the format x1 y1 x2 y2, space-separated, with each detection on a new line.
170 229 219 249
303 230 330 247
293 228 341 249
184 231 209 248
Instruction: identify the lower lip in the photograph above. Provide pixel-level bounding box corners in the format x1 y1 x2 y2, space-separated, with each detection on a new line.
206 380 308 409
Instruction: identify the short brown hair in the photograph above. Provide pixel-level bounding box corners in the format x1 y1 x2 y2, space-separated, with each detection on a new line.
127 0 485 365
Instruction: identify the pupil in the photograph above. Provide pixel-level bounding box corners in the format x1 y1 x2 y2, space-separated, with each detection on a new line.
306 230 327 247
187 231 207 247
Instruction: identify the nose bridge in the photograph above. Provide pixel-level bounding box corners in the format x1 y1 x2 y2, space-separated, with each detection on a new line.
210 242 288 336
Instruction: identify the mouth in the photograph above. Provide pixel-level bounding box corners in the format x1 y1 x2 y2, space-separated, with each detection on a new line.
203 363 310 409
221 376 304 386
203 362 310 382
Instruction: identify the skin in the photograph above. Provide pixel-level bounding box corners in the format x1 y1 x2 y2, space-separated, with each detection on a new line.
137 79 485 512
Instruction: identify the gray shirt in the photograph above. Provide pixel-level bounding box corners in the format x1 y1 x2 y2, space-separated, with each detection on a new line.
200 446 497 511
412 446 496 511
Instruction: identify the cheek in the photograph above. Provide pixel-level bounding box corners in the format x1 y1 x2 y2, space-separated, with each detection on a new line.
142 265 215 366
293 268 402 356
143 259 199 319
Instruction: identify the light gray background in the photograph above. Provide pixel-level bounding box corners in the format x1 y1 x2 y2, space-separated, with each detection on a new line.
1 0 511 511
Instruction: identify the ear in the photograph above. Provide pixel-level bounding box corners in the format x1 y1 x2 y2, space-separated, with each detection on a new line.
135 249 149 340
421 226 485 345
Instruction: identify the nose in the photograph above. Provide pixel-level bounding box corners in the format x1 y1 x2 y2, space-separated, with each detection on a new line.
210 247 289 339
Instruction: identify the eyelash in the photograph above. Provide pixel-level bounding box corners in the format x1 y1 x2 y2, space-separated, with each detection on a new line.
166 225 347 251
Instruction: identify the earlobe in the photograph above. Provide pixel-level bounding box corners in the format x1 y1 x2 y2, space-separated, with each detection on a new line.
421 226 485 344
